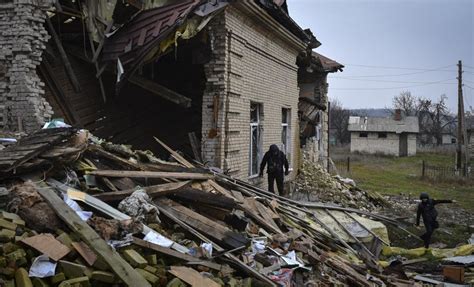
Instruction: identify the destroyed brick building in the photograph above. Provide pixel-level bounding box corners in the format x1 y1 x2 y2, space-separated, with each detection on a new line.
0 0 341 187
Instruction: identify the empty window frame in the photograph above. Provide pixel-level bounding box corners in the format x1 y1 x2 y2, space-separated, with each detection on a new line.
249 102 262 176
282 108 291 163
359 132 368 138
378 132 387 138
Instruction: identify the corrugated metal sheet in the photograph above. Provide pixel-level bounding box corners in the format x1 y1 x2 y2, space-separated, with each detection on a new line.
444 255 474 266
102 0 201 65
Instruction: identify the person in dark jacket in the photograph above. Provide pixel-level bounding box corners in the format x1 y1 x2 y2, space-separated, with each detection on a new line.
259 144 289 195
416 192 454 248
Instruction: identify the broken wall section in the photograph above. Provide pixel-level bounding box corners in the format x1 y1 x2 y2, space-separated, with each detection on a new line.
0 0 53 132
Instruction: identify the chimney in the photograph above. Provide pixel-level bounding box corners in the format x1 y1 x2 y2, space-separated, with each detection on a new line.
394 109 402 121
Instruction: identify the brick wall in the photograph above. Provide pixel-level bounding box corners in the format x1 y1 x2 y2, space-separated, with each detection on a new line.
202 5 303 188
0 0 53 132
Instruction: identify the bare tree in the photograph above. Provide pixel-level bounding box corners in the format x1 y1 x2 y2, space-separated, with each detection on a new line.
329 99 351 145
417 95 451 145
392 91 419 116
391 92 452 146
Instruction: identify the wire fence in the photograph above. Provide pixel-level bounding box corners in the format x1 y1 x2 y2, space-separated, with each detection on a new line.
421 160 471 179
330 157 471 181
329 157 351 176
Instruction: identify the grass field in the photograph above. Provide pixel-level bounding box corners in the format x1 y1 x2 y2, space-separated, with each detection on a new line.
331 148 474 212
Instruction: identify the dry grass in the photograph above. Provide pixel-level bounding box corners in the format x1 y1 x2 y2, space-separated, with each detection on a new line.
330 146 474 212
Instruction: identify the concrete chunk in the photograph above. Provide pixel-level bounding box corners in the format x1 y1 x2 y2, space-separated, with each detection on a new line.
145 254 157 265
0 218 17 230
166 278 186 287
0 229 16 242
135 268 160 286
144 265 157 274
1 211 21 221
59 260 87 279
122 249 148 268
91 270 115 284
15 267 33 287
50 272 66 284
58 276 91 287
31 278 50 287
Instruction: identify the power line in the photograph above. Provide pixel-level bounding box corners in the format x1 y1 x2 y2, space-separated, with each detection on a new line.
330 76 457 84
331 78 457 91
342 63 456 71
338 64 456 78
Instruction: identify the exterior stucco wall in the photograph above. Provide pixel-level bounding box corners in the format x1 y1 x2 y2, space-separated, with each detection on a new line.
201 5 302 189
407 133 417 156
350 132 418 156
350 132 400 156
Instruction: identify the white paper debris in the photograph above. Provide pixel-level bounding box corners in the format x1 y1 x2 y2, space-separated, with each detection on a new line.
29 255 57 278
201 243 213 258
63 194 93 221
117 58 124 82
143 230 174 248
251 239 266 254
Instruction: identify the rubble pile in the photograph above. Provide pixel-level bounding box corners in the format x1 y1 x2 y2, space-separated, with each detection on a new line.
0 127 472 286
293 155 387 211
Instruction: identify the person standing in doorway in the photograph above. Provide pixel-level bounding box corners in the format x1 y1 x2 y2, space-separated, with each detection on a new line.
416 192 454 248
259 144 289 195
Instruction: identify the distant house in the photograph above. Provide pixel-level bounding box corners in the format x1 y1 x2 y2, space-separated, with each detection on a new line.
441 133 456 145
347 111 419 157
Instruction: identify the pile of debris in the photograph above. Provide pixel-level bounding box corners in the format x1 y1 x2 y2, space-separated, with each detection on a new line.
0 127 472 286
292 154 387 211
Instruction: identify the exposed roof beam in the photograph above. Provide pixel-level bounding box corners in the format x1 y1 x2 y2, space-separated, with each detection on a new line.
129 75 192 108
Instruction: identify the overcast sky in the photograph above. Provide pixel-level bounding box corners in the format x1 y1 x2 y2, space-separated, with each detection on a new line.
288 0 474 112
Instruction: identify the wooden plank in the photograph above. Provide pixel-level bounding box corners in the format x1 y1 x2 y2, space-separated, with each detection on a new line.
21 234 70 261
169 266 221 287
239 199 282 234
153 136 194 168
93 181 190 202
45 17 81 93
154 202 277 287
156 199 248 249
170 188 237 210
132 237 233 274
35 184 151 287
129 75 191 108
89 170 213 180
71 241 97 266
188 132 202 162
343 211 390 246
207 180 235 199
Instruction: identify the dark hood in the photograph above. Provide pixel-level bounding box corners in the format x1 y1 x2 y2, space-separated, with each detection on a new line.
269 144 279 154
420 192 429 200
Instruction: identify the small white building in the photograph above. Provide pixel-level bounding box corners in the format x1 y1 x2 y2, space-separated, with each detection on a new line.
348 113 419 157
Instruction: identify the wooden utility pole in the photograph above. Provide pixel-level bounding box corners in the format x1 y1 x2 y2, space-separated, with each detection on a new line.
456 60 464 170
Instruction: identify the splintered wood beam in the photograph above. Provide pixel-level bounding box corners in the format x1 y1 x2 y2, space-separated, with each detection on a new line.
154 200 277 287
93 181 191 202
35 184 151 287
156 199 248 249
132 237 234 274
129 76 192 108
89 170 213 180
